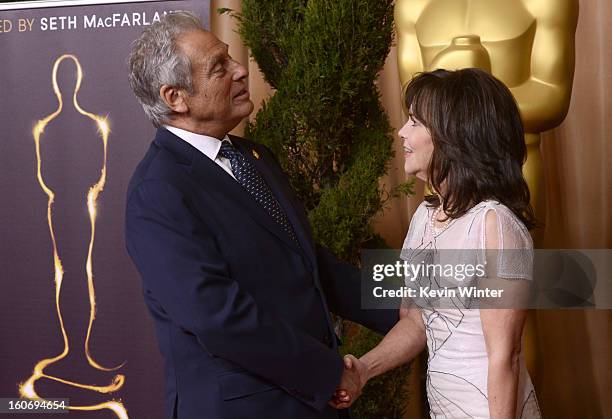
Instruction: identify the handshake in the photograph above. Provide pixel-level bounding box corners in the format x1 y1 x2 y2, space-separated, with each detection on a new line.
329 355 370 409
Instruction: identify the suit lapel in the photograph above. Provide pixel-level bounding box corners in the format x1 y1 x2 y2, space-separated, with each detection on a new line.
154 129 303 255
232 137 317 269
155 129 336 344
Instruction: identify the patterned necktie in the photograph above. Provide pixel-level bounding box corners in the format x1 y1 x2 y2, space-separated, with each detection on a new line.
219 141 299 244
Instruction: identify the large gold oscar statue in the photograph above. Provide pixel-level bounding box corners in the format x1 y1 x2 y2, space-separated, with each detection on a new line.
395 0 578 245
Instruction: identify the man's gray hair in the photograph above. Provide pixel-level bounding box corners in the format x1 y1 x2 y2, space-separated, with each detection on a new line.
127 11 202 127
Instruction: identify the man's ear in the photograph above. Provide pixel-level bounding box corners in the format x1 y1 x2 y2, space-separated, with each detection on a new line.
159 85 189 114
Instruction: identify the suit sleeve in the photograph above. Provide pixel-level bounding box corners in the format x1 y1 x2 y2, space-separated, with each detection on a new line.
316 246 399 335
126 180 343 411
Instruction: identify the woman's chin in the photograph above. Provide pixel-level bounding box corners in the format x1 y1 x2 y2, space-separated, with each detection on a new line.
404 165 418 177
404 167 427 183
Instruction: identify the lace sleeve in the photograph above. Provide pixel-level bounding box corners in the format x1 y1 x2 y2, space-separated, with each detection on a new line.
481 206 533 281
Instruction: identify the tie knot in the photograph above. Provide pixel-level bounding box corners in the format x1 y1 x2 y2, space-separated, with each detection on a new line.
219 140 238 160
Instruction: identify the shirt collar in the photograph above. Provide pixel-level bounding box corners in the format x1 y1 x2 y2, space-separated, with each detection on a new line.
164 125 231 161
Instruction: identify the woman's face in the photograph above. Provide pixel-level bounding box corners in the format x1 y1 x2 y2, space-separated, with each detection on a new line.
398 113 434 182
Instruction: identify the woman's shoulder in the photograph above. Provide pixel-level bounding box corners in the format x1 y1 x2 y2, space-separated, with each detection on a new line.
404 200 433 231
470 200 532 249
402 201 431 248
413 200 431 219
470 200 524 224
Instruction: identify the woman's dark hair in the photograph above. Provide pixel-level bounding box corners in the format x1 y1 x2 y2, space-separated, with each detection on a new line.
404 68 538 230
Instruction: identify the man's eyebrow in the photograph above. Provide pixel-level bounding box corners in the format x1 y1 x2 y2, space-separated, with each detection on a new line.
206 44 230 69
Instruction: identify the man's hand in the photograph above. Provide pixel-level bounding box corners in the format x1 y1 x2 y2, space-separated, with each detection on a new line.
329 354 368 409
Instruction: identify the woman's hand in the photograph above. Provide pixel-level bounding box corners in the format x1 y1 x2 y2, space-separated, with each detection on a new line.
329 355 369 409
329 308 427 410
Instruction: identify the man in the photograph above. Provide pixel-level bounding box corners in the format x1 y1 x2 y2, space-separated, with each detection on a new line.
126 11 397 419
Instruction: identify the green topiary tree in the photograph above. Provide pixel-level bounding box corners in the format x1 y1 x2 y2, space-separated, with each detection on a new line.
220 1 413 417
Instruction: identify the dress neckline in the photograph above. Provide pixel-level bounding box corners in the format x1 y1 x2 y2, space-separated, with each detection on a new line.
426 200 500 237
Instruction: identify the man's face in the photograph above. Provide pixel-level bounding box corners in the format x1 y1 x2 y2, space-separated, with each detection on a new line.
176 29 253 135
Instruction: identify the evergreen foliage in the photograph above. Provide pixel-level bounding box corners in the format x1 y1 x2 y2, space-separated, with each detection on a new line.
223 1 413 417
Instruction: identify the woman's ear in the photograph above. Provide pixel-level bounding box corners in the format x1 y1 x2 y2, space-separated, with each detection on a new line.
159 85 188 114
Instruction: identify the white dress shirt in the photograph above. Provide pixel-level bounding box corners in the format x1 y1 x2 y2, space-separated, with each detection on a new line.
164 125 236 180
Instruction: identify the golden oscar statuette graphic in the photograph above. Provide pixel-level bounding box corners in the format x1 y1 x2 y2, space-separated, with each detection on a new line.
19 54 128 418
395 0 579 245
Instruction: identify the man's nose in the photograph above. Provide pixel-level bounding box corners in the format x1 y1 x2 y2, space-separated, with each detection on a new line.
231 60 248 81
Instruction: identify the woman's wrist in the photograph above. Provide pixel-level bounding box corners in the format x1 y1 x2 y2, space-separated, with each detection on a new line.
359 353 378 383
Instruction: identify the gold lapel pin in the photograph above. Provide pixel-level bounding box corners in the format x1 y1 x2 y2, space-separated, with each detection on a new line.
252 150 260 159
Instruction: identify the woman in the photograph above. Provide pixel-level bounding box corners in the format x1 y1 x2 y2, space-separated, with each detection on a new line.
332 68 541 418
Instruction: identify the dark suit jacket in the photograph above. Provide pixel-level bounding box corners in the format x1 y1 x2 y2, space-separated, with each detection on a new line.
125 128 398 419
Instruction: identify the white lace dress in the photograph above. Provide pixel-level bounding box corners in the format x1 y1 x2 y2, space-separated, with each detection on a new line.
401 200 541 419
